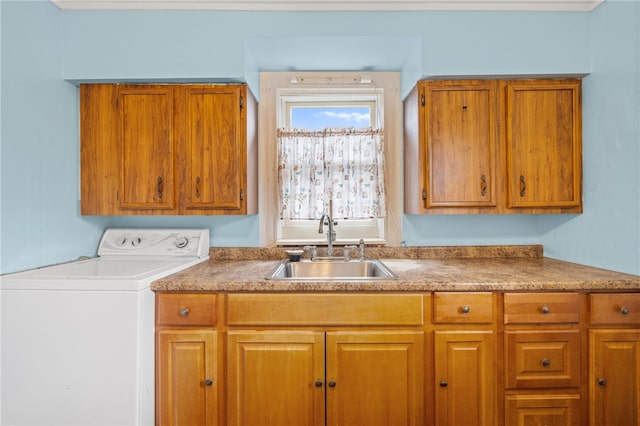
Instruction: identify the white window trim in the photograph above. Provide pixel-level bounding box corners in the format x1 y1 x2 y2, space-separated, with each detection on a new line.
259 71 403 247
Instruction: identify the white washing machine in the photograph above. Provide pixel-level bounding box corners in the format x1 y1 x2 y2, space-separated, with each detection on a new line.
1 228 210 426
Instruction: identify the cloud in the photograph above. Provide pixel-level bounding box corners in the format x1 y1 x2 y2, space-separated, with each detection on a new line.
320 111 370 123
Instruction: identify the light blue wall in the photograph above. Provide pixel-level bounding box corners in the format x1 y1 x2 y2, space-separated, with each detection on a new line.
540 1 640 274
1 1 110 274
1 1 638 274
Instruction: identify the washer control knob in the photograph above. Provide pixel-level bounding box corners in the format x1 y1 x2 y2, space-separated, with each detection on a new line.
175 237 189 249
117 237 128 247
131 237 142 247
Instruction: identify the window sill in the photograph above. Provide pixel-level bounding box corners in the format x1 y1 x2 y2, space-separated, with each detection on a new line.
276 238 386 246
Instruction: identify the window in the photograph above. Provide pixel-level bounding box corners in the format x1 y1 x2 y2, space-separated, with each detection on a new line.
258 72 402 247
276 88 385 244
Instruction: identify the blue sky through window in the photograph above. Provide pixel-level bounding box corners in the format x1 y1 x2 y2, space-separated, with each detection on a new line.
290 106 371 130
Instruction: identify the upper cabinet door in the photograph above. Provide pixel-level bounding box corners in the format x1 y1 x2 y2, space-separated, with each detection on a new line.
424 80 497 208
118 86 176 210
176 85 245 213
505 79 582 210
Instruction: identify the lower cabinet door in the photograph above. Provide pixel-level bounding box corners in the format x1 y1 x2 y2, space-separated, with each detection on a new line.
590 329 640 426
156 330 218 426
325 331 424 426
434 330 495 426
226 330 325 426
505 394 581 426
227 330 424 426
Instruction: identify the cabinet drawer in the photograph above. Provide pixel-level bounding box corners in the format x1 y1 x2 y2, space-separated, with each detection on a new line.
157 293 217 326
590 293 640 325
433 292 494 323
227 293 424 326
505 330 581 389
504 293 580 324
504 394 581 426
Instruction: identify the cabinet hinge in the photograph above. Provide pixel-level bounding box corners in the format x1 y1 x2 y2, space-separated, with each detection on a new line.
422 189 427 201
420 93 425 107
240 189 245 201
240 96 244 110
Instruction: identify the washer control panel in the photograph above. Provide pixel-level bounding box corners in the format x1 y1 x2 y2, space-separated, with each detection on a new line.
98 228 210 258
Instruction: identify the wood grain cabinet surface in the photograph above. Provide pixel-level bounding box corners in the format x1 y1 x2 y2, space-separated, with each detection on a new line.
503 292 583 426
227 330 424 426
404 78 582 215
589 293 640 426
154 291 640 426
80 83 257 216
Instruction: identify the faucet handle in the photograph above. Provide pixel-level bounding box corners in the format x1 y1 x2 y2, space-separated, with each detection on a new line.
303 245 317 260
358 239 365 260
343 245 358 261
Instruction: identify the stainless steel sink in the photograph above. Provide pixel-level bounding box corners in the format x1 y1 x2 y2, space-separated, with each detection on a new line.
266 259 397 281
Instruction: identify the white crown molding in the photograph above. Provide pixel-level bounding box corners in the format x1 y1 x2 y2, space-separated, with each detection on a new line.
50 0 605 12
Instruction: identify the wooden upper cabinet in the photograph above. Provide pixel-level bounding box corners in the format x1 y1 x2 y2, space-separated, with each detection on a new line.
423 80 497 209
404 80 498 214
404 77 582 215
119 86 175 210
505 79 582 211
80 83 257 216
176 85 248 213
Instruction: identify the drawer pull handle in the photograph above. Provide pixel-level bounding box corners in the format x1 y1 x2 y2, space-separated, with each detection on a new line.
180 308 190 317
620 307 630 316
598 378 607 387
541 305 550 314
439 380 448 387
328 381 337 388
315 380 323 388
541 358 551 367
204 378 213 386
461 306 470 314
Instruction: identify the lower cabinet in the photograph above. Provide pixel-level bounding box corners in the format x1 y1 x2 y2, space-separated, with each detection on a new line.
503 292 583 426
434 331 495 426
589 330 640 426
589 293 640 426
156 330 218 426
154 291 640 426
227 330 424 426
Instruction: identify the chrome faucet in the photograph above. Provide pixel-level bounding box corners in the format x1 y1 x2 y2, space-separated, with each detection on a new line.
318 200 337 257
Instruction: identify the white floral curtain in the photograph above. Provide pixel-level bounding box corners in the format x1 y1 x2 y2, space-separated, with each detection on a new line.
277 128 386 220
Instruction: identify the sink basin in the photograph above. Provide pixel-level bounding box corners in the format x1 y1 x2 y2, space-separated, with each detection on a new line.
266 259 398 281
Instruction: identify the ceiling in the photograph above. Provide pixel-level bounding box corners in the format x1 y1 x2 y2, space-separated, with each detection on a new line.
51 0 605 12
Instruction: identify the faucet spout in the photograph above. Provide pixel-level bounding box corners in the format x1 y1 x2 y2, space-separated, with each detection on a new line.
318 201 336 257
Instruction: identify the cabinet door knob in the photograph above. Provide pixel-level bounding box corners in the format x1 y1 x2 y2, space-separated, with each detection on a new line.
315 380 323 388
195 176 201 198
461 306 470 314
541 305 550 314
204 379 213 386
480 175 487 197
439 380 448 387
598 378 607 387
180 308 190 316
541 358 551 367
620 307 630 316
328 381 337 388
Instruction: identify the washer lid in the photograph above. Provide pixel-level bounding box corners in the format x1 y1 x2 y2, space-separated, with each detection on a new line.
26 258 192 280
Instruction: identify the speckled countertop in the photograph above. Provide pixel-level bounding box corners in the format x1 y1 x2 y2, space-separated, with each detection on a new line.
151 245 640 293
